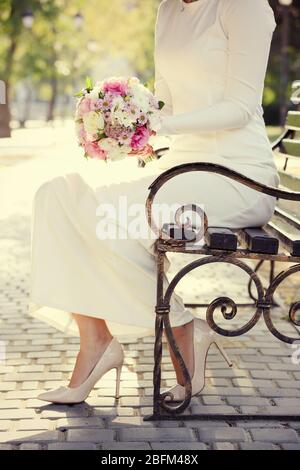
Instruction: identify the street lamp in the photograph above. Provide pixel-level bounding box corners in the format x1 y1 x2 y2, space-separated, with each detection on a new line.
22 10 34 29
74 12 84 30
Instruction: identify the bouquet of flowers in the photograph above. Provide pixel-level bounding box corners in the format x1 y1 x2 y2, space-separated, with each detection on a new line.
75 77 164 162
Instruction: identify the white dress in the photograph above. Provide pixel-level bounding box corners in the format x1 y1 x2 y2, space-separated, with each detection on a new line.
30 0 279 338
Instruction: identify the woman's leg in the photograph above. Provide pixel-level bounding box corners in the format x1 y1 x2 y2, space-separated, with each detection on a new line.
68 314 113 388
168 320 194 386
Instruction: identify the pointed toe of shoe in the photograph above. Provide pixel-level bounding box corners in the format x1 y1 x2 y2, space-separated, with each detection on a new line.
37 387 68 403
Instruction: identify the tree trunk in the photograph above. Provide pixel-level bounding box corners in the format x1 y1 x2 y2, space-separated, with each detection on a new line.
46 76 58 122
0 84 11 138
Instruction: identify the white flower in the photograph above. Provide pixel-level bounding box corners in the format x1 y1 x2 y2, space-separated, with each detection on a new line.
112 109 134 127
83 111 104 135
111 96 125 111
130 84 150 113
100 138 119 152
87 86 101 100
109 145 130 161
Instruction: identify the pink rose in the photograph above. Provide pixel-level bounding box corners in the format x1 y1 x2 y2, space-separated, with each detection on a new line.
77 97 93 117
103 79 128 96
83 140 107 160
130 126 150 151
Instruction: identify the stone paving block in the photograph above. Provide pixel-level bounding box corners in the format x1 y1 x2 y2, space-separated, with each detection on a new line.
16 420 51 431
273 398 300 407
48 442 97 450
232 378 274 388
0 444 13 450
184 420 231 429
5 372 63 382
119 427 196 442
201 396 226 406
0 409 36 420
197 427 247 443
151 442 207 450
85 397 116 407
27 352 60 359
41 407 90 419
0 430 61 443
190 405 238 415
213 442 236 450
55 417 105 429
239 442 280 450
281 443 300 450
108 417 157 428
19 443 41 450
102 442 151 450
21 381 40 390
250 370 290 380
202 386 257 397
67 429 115 443
250 428 299 443
0 383 17 392
226 397 270 407
0 400 22 409
276 380 300 389
6 390 40 399
259 387 300 398
0 421 12 431
240 406 300 417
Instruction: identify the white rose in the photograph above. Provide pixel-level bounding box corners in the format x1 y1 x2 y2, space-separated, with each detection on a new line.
83 111 104 135
100 138 119 152
108 145 129 162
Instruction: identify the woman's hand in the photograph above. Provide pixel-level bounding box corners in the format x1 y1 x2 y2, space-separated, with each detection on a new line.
129 144 155 159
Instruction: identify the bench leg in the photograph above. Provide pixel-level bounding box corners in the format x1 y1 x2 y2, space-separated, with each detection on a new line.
144 249 193 421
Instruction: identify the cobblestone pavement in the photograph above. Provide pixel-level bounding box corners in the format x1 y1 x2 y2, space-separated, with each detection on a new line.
0 125 300 451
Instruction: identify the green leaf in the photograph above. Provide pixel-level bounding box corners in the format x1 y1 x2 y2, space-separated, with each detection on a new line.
75 91 85 98
97 132 107 140
158 100 165 110
85 76 93 92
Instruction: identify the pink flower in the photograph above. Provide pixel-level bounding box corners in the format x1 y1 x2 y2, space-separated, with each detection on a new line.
130 126 150 151
103 79 128 96
77 123 87 145
83 140 107 160
77 97 93 117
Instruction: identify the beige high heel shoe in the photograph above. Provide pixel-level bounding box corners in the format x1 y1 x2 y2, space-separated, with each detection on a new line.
37 338 124 404
165 318 233 402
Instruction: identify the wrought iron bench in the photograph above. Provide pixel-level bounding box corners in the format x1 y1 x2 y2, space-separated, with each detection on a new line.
144 85 300 422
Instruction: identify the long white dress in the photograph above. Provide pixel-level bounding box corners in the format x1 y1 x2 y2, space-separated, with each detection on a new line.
30 0 280 338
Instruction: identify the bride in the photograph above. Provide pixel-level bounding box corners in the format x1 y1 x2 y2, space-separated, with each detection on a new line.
30 0 279 404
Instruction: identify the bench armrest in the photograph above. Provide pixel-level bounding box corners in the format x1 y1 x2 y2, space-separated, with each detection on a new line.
271 128 295 152
146 162 300 241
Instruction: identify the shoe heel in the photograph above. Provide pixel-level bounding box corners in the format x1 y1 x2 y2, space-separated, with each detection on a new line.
115 365 122 399
214 342 233 368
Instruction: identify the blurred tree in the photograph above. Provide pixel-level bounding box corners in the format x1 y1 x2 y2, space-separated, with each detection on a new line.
266 0 300 124
0 0 62 136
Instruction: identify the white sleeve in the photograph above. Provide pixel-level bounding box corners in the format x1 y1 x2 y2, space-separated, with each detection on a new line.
159 0 276 135
155 67 173 117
